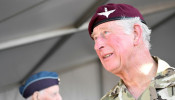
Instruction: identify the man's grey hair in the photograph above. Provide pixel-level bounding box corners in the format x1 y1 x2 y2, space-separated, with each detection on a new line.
115 17 152 49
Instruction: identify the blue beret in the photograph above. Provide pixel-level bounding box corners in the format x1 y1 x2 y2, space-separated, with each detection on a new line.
19 71 60 98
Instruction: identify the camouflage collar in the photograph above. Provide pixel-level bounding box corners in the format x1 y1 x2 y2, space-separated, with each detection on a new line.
153 56 175 89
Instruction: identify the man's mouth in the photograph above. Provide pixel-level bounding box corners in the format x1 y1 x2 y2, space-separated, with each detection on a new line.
103 53 113 59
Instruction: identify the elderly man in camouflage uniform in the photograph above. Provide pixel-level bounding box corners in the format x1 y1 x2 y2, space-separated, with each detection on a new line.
88 3 175 100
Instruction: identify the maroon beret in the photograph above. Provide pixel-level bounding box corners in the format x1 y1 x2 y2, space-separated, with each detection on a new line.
88 3 146 37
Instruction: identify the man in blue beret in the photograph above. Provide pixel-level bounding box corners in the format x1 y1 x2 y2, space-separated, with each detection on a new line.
88 3 175 100
19 71 62 100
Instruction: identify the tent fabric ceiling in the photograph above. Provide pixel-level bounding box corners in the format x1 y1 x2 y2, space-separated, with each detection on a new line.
0 0 175 92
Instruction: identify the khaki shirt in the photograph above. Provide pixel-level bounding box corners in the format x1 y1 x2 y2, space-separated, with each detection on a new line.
101 57 175 100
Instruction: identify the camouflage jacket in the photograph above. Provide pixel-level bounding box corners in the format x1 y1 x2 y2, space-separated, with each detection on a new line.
101 57 175 100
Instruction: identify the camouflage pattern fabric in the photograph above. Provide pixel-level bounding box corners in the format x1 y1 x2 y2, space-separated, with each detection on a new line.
101 57 175 100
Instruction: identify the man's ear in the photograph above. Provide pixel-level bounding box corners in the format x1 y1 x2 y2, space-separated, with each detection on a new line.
133 24 142 46
32 91 39 100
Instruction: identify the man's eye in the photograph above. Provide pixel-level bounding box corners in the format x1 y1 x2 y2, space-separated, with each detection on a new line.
93 36 97 40
51 92 57 97
104 31 109 34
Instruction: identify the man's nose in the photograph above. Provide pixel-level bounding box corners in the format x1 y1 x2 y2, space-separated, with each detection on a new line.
94 37 105 50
